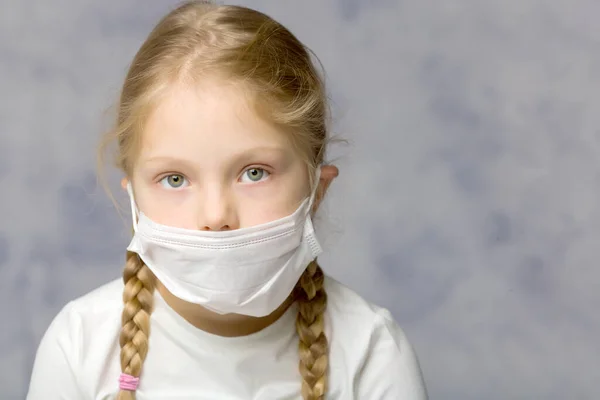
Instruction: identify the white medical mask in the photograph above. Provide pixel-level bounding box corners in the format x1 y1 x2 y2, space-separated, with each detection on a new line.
125 170 323 317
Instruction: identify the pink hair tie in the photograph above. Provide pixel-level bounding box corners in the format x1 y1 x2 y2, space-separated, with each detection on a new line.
119 373 140 391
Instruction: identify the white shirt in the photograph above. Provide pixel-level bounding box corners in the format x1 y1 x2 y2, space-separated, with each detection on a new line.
27 276 427 399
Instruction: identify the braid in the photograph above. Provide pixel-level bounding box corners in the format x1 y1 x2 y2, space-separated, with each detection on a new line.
295 260 329 400
117 251 156 400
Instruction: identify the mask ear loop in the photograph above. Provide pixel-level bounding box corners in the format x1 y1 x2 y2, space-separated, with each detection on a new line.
126 182 140 232
304 166 324 257
307 166 322 212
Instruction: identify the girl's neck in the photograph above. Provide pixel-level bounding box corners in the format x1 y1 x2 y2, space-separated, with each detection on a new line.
156 282 295 337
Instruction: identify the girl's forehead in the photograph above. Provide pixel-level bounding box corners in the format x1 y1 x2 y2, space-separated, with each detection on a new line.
136 81 296 164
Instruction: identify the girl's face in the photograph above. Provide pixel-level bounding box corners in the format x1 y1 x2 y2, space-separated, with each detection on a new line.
127 80 312 230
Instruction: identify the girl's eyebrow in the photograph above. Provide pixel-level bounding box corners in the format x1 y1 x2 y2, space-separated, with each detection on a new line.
140 156 195 170
229 146 291 163
140 146 291 167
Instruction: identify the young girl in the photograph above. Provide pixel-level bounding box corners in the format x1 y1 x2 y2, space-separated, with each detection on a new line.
27 2 427 399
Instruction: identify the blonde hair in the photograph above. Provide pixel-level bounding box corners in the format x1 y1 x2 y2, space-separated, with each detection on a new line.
98 1 331 399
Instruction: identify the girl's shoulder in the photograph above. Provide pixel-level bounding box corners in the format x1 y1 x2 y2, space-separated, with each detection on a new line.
27 279 126 400
323 276 428 399
69 278 125 313
45 278 124 329
324 275 408 336
54 278 125 334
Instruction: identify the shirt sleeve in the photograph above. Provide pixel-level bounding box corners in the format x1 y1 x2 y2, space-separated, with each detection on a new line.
27 302 85 400
356 308 428 400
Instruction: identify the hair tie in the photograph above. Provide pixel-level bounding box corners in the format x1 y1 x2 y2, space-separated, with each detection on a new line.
119 373 140 391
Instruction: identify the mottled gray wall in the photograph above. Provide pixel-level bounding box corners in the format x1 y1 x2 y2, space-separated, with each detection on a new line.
2 0 599 399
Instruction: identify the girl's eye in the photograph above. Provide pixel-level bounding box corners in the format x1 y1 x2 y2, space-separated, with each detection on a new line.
159 174 188 189
240 168 270 183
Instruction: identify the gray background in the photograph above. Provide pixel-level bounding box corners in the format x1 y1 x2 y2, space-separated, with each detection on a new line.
1 0 599 398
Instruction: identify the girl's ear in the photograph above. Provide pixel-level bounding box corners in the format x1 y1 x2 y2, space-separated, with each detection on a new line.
121 177 129 191
312 165 339 212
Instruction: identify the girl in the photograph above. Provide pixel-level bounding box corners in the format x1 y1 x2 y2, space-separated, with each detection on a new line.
27 2 427 399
